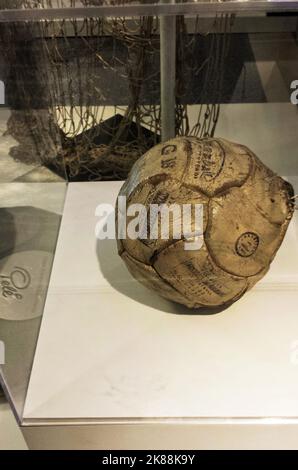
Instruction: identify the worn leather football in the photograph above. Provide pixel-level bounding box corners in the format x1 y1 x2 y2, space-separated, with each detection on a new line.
116 137 294 309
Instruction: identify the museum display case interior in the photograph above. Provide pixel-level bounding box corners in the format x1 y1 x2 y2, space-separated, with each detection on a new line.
0 0 298 450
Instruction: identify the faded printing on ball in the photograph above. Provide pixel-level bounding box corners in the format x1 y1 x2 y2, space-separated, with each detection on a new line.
116 136 294 309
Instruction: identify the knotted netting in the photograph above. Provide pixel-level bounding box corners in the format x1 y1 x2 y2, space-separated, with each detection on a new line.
0 0 234 180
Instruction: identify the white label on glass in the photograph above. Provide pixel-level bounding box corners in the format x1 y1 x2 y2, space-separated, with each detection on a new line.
0 250 52 321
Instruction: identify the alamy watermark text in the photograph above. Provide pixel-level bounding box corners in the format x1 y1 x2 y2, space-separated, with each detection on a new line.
0 80 4 105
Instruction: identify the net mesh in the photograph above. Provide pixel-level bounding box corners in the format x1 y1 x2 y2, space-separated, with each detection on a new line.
0 1 234 181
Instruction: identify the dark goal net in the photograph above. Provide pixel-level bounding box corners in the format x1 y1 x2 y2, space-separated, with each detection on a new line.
0 1 234 181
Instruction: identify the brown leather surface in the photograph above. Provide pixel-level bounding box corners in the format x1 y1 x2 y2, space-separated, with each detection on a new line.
116 137 294 309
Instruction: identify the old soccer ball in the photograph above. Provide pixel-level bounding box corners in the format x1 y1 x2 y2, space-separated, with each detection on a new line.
116 137 294 309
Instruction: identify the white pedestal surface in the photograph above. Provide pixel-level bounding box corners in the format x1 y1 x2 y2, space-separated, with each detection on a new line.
21 177 298 449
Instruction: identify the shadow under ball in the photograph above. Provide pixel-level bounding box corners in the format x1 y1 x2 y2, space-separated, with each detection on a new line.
116 137 294 309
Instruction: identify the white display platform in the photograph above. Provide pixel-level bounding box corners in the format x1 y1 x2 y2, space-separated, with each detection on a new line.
22 177 298 435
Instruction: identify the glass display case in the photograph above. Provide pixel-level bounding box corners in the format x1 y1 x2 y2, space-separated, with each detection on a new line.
0 0 298 449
